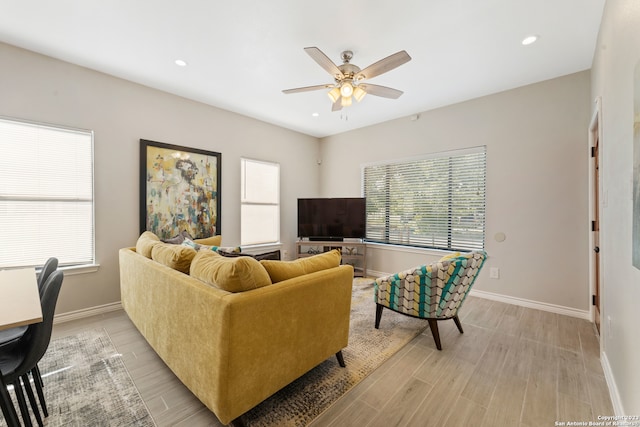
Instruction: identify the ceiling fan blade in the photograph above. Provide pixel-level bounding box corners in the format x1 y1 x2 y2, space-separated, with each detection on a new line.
359 84 404 99
331 98 343 111
304 47 344 79
282 84 333 94
356 50 411 81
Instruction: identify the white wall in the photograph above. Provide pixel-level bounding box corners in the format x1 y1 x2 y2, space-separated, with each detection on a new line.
590 0 640 415
320 71 592 313
0 42 320 314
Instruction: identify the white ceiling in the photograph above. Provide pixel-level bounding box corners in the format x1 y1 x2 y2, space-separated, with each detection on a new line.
0 0 605 138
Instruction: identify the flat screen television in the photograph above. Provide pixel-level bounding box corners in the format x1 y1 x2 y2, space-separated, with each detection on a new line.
297 197 366 241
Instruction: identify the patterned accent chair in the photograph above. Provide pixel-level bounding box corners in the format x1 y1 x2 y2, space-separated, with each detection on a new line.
374 251 487 350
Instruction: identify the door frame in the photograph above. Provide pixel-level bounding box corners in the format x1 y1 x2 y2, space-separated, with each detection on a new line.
589 96 603 336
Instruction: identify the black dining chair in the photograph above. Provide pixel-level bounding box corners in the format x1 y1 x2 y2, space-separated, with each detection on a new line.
0 269 64 427
0 257 58 424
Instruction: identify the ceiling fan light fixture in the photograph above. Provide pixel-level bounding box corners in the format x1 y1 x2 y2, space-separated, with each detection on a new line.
353 86 367 102
340 82 354 97
283 47 412 112
327 87 341 103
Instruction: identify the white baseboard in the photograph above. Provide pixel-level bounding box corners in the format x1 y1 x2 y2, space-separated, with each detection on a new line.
600 350 625 416
54 302 122 324
469 289 591 320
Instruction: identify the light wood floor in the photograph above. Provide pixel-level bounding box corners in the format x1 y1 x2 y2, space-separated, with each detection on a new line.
50 296 613 426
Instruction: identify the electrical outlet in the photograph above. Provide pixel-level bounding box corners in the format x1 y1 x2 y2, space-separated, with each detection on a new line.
489 267 500 279
283 250 288 260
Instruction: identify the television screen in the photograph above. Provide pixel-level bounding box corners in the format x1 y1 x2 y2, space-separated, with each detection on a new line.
298 198 366 240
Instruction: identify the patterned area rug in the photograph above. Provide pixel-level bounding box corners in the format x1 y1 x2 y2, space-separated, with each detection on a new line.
1 329 155 427
241 278 428 427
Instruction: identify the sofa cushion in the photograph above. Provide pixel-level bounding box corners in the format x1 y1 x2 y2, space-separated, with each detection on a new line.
151 243 198 274
260 249 341 283
136 231 161 258
190 250 272 292
193 235 223 247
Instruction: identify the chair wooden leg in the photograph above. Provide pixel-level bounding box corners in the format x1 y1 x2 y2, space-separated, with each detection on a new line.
21 374 43 427
31 368 47 417
453 315 464 334
335 351 346 367
13 379 33 427
375 304 384 329
427 319 442 351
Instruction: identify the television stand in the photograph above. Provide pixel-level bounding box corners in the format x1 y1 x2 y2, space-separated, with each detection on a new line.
296 240 367 277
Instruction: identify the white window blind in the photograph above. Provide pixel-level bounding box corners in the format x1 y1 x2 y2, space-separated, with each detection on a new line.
0 117 94 269
363 147 486 251
241 158 280 246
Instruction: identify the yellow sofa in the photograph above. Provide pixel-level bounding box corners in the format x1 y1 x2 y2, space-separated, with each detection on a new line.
119 236 353 425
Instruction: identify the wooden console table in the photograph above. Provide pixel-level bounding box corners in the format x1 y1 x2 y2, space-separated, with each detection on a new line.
296 240 367 277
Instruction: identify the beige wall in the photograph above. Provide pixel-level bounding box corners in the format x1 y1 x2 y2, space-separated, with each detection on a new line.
0 41 594 315
0 42 320 314
320 71 592 313
591 0 640 415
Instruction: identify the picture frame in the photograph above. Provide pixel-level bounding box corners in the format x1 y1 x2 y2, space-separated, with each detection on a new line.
140 139 221 239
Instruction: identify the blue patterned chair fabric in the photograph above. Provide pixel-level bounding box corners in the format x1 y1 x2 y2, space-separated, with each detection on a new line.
374 250 487 350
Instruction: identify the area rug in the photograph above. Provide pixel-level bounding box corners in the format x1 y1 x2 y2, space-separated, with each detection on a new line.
241 278 428 427
0 328 155 427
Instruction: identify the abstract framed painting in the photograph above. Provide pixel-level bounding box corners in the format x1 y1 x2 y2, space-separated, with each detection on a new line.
140 139 221 239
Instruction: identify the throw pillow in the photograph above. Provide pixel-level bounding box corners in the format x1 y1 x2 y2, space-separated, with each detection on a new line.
211 245 241 254
190 251 272 292
181 237 201 250
161 233 186 245
217 249 281 261
151 243 198 274
136 231 161 258
260 249 341 283
253 250 281 261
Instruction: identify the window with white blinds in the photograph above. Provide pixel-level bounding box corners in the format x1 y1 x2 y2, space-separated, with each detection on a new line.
363 146 486 251
240 158 280 246
0 117 95 269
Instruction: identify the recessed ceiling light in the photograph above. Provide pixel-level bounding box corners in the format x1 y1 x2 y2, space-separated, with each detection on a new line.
312 112 319 117
175 59 188 67
522 35 538 46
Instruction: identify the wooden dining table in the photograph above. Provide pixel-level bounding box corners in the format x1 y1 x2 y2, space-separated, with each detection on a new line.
0 268 42 330
0 267 42 426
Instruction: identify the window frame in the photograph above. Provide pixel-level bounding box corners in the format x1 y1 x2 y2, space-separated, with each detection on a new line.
0 116 96 270
362 146 486 252
240 157 281 247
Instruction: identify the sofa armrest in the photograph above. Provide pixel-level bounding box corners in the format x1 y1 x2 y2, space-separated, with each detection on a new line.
217 264 354 421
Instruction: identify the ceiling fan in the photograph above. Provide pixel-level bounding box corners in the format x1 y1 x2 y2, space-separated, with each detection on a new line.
282 47 411 111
